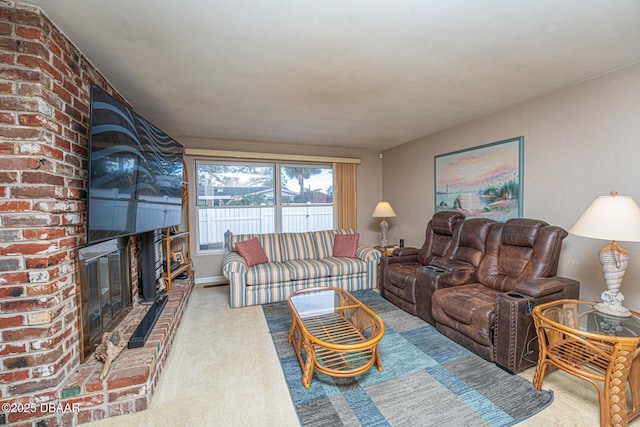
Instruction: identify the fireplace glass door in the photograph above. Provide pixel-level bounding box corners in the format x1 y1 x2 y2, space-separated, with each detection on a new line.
78 237 132 360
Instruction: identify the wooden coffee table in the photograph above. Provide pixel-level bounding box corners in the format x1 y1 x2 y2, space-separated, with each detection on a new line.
287 287 385 388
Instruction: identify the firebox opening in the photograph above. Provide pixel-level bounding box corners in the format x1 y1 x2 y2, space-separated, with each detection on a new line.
77 237 133 362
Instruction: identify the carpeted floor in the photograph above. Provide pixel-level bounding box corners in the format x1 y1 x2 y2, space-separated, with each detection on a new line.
263 289 552 427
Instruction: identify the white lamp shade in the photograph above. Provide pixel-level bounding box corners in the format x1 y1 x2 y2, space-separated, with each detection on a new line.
372 201 396 218
568 193 640 242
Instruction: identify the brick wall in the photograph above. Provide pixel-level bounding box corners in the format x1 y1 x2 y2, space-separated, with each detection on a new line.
0 3 139 425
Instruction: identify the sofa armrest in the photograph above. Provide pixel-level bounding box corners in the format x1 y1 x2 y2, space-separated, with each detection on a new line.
222 251 248 274
514 277 581 299
356 245 381 263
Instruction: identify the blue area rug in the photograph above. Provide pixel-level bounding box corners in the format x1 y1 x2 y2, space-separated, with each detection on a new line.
262 289 553 427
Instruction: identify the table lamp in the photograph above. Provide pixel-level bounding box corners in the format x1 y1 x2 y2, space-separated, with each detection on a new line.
372 201 396 247
568 191 640 317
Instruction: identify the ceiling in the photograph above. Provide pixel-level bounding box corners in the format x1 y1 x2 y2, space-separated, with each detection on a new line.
18 1 640 151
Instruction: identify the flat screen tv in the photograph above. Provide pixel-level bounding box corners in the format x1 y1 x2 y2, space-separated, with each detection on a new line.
87 84 184 244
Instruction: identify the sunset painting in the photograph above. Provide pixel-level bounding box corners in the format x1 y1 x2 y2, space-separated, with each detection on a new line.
434 137 523 221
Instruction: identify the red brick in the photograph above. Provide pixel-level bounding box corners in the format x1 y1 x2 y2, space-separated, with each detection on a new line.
0 286 24 298
26 281 59 296
19 113 61 133
71 142 88 157
0 157 41 170
0 21 11 36
0 111 16 123
33 201 77 213
0 369 30 384
0 271 29 285
108 385 146 403
17 39 49 59
0 96 39 112
106 366 150 390
25 252 67 269
0 52 15 65
0 141 15 153
61 394 104 409
0 314 25 328
1 213 61 227
11 186 62 199
54 135 71 151
0 200 31 212
0 126 44 140
23 228 67 240
52 57 73 81
0 343 27 356
21 171 65 186
2 9 42 26
16 26 45 41
52 81 72 103
18 82 45 98
0 171 19 183
58 237 78 249
0 81 12 93
0 67 45 83
1 297 55 314
1 242 56 256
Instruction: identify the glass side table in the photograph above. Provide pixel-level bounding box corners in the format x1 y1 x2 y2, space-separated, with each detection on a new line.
533 299 640 427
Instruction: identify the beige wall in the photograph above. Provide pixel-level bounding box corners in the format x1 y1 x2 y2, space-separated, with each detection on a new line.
382 62 640 310
178 138 382 282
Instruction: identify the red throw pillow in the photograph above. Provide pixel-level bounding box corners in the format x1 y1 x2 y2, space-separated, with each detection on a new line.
235 237 269 267
333 233 359 258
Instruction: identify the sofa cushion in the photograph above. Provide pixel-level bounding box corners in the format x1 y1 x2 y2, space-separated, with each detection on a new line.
245 261 292 286
235 237 269 267
333 233 359 257
281 232 318 262
320 257 367 276
285 258 332 280
312 230 335 259
312 228 356 259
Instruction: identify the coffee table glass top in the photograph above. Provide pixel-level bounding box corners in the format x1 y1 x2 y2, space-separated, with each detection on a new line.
539 300 640 337
289 288 352 319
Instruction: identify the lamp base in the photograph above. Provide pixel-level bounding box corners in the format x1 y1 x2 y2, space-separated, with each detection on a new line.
594 302 632 317
595 242 632 317
379 218 389 247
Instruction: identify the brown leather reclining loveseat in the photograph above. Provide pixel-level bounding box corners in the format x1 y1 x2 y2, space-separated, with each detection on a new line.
380 211 580 373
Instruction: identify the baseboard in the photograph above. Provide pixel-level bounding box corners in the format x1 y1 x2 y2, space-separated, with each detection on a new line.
196 275 228 286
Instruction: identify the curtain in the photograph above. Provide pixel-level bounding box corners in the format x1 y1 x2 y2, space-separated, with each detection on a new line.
335 162 357 229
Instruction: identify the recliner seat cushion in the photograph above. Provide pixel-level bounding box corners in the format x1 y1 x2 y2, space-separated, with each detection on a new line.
432 283 498 347
386 262 422 291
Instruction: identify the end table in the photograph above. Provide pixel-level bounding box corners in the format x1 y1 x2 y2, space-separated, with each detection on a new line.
533 299 640 427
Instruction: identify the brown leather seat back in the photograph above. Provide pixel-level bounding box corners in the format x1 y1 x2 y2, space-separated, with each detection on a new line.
451 218 496 268
476 218 568 292
417 211 465 265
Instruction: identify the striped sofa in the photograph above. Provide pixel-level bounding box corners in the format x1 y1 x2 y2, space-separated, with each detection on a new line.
222 229 381 308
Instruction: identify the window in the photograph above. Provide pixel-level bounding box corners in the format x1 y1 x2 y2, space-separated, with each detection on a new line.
196 161 333 251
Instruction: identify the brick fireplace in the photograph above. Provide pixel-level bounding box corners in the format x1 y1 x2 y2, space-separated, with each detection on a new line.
0 3 192 426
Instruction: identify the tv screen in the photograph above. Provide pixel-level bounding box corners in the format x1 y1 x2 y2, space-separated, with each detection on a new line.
87 84 184 243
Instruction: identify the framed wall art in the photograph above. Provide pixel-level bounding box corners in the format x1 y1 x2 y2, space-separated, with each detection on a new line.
434 136 524 222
